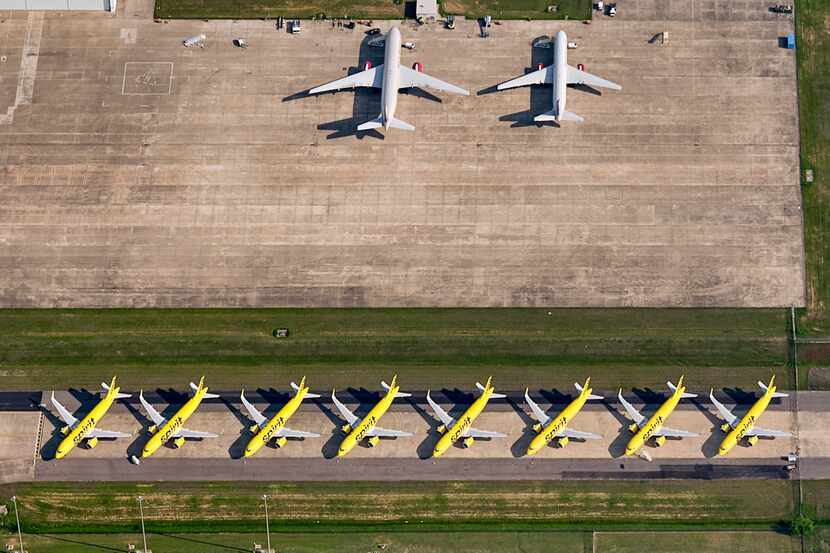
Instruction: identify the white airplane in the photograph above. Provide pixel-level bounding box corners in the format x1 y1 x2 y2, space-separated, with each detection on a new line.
309 26 469 132
495 30 621 123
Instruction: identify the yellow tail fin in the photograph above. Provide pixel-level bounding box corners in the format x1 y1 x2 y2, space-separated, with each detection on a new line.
582 377 591 394
768 374 776 392
676 375 685 390
485 376 494 391
109 376 118 393
298 376 307 391
197 375 206 390
390 374 398 389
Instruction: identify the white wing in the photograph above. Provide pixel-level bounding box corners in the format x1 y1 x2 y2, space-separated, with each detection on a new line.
139 392 167 427
398 66 469 96
653 426 698 438
240 391 268 428
277 427 320 439
496 66 553 90
87 428 131 439
426 391 455 427
50 392 79 428
309 65 384 94
366 426 414 438
524 390 552 427
465 428 506 439
566 65 621 90
744 426 792 438
617 391 646 427
709 391 739 429
331 391 360 427
175 428 217 439
561 428 602 440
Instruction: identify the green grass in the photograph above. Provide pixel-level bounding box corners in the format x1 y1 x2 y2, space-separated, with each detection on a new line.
594 531 801 553
153 0 592 20
1 531 585 553
0 308 791 391
797 0 830 335
0 480 798 535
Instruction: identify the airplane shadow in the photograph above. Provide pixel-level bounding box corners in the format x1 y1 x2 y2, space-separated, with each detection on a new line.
695 395 726 459
723 387 757 404
224 396 252 460
605 399 633 459
318 396 350 459
508 395 536 459
410 396 441 459
124 399 153 461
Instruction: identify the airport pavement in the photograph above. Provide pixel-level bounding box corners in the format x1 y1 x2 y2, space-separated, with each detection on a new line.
0 0 804 308
1 390 826 482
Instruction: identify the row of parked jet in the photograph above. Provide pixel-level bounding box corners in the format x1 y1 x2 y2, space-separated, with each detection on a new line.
50 375 791 461
304 27 622 131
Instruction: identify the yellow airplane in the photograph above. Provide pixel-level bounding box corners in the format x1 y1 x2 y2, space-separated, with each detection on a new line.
618 376 698 456
139 377 218 458
426 377 506 458
524 378 603 456
239 377 320 457
709 375 791 456
331 376 413 457
50 377 132 459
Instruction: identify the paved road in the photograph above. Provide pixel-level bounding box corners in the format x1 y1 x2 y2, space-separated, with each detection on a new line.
35 456 794 482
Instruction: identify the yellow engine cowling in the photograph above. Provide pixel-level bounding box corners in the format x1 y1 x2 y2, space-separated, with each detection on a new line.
172 436 186 449
721 423 731 433
628 423 639 433
367 436 380 447
654 435 666 447
275 436 287 448
86 437 99 449
341 424 352 433
60 425 71 436
557 436 570 447
462 436 475 448
437 425 446 434
148 425 158 435
747 435 759 446
249 424 260 433
533 423 543 433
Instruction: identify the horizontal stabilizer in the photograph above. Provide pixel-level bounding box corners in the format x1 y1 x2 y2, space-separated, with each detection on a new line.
101 380 131 399
357 116 383 131
291 381 320 398
191 381 219 399
381 380 412 398
667 380 696 399
533 109 584 123
758 380 788 398
476 381 505 399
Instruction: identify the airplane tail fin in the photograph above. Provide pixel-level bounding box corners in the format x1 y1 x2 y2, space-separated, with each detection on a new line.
381 374 411 398
759 376 788 398
357 115 415 132
477 377 506 399
534 110 583 123
292 377 320 398
575 378 603 401
191 377 219 399
667 376 696 399
102 377 131 399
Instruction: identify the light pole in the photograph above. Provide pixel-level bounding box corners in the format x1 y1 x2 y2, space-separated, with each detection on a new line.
262 494 271 553
137 496 149 553
11 496 24 553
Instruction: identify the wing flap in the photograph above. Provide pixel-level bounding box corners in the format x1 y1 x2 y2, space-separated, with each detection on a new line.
566 65 622 90
745 426 792 438
561 428 602 440
465 428 506 439
87 428 131 439
366 426 413 438
653 426 698 438
496 66 553 90
176 428 217 439
398 66 469 96
309 65 384 94
277 427 320 439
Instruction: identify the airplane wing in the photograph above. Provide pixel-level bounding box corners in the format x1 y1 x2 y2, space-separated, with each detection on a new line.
561 428 602 440
50 393 79 428
309 64 384 94
496 65 553 90
709 392 739 429
87 428 131 439
566 65 622 90
744 426 792 438
426 392 455 427
617 391 646 427
139 392 167 427
240 391 268 428
331 391 361 427
653 426 698 438
464 428 506 439
366 426 414 438
524 390 552 427
175 428 218 439
398 66 469 96
277 427 321 439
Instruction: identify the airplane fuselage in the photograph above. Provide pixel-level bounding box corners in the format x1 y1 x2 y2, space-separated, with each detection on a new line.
142 389 209 458
380 27 403 129
625 388 684 456
432 389 492 458
552 30 568 122
244 388 308 458
718 389 775 456
337 386 399 457
527 390 590 456
55 390 118 459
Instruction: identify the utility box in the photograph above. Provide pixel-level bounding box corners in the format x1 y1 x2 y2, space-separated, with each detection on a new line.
785 32 795 49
